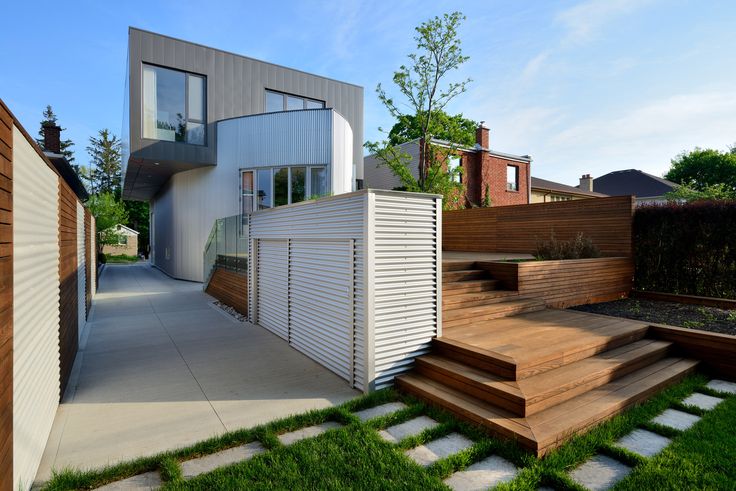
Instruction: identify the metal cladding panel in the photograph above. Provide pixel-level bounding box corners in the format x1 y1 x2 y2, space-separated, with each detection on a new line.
352 238 365 391
77 201 86 337
257 239 288 340
12 127 60 490
364 141 420 190
217 110 332 168
371 193 440 389
249 192 365 239
289 240 353 380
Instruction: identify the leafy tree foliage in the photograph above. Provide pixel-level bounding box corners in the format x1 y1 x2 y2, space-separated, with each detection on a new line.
665 182 736 202
124 200 149 254
665 147 736 194
366 11 471 208
388 111 477 147
37 105 78 173
84 129 122 195
86 192 129 251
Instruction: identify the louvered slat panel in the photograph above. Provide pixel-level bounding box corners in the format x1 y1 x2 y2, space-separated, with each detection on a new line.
257 239 288 340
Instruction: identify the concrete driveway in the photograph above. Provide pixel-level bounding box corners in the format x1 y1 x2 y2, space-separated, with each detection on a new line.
35 263 358 483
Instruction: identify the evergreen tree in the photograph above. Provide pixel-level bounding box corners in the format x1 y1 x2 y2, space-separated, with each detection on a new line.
85 129 122 195
37 105 78 173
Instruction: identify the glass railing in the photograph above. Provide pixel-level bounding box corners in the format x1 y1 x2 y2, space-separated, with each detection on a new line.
203 214 249 286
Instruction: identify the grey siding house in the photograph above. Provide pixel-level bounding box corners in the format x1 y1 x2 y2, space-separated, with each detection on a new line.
122 28 364 281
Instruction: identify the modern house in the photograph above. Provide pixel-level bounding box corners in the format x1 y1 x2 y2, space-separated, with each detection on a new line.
363 125 532 207
101 224 139 257
581 169 678 204
122 28 364 281
531 175 607 203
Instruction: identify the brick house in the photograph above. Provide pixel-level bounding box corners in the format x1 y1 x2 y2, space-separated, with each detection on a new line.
101 224 139 257
363 125 531 207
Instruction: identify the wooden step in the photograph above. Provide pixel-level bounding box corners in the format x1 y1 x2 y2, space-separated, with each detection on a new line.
443 269 488 283
435 314 650 379
443 279 500 295
442 290 520 310
415 339 672 416
397 356 699 456
443 260 476 272
442 298 546 327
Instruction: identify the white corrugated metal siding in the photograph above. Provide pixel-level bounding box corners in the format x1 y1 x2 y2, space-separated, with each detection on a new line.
289 239 353 380
371 192 440 389
77 201 86 338
257 239 288 340
12 126 61 491
248 190 439 392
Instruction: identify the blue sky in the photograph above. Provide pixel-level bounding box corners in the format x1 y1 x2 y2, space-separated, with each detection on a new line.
1 0 735 185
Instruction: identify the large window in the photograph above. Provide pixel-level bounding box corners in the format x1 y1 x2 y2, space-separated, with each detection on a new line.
507 165 519 191
265 90 324 112
242 166 328 213
142 64 206 145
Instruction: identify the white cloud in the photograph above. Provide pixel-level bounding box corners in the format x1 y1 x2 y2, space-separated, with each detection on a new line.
520 51 550 83
556 0 656 43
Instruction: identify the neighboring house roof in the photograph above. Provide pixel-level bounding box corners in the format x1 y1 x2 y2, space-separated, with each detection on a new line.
44 152 89 201
531 176 608 198
367 138 532 164
113 224 139 235
589 169 678 199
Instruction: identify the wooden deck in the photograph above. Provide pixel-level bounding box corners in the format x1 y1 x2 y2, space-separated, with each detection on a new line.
397 259 699 456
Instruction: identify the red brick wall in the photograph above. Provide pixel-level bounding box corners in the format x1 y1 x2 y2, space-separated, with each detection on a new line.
459 150 529 207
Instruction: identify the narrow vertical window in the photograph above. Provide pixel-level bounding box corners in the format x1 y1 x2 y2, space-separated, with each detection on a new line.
257 169 272 209
310 167 327 198
507 165 519 191
291 167 306 203
273 168 289 207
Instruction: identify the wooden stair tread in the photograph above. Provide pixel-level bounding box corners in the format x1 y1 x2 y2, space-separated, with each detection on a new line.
398 356 698 456
443 297 545 321
442 290 520 309
443 279 499 291
416 339 672 416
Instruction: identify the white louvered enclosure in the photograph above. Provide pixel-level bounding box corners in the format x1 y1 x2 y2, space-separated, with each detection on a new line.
249 189 441 392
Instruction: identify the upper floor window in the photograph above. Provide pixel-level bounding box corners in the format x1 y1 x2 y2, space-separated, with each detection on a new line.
265 90 324 112
142 64 206 145
448 156 462 183
507 165 519 191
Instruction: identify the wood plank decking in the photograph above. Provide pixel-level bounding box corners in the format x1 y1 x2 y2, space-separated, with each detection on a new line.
397 259 699 456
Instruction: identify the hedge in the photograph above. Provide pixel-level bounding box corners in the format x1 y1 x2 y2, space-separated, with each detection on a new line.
633 200 736 299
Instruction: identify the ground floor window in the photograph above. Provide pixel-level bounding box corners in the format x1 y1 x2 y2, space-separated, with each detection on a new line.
241 165 328 218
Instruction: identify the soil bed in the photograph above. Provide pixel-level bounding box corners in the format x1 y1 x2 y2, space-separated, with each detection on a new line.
572 298 736 335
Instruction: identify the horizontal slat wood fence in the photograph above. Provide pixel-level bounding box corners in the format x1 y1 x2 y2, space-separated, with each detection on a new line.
206 267 248 315
480 257 634 308
443 196 635 257
649 324 736 379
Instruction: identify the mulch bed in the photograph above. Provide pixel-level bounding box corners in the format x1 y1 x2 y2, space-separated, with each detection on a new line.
572 298 736 336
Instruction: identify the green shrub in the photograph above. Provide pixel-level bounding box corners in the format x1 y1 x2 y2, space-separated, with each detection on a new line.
535 232 601 260
98 252 107 264
633 200 736 298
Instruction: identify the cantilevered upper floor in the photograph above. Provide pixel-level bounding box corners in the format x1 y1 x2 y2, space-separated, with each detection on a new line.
122 27 364 201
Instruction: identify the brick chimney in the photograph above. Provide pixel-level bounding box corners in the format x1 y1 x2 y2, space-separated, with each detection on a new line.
475 122 489 149
579 174 593 192
42 122 62 154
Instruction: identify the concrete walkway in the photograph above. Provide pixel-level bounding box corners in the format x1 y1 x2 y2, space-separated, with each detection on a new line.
35 263 357 483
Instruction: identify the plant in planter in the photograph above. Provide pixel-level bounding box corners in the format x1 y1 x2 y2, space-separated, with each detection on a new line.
535 232 601 260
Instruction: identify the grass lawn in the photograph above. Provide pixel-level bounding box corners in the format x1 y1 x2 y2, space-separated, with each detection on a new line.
44 373 736 490
104 254 140 264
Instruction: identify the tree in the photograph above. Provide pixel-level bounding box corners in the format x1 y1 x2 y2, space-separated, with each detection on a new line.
37 105 78 173
86 192 129 252
665 147 736 193
365 11 472 208
388 110 477 147
124 200 149 254
665 181 736 202
84 129 122 195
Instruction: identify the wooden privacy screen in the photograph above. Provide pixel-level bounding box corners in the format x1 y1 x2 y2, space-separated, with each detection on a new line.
0 101 13 491
85 209 91 315
443 196 635 257
206 267 248 315
58 181 78 397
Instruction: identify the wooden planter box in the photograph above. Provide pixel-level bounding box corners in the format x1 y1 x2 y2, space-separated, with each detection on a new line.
478 257 634 308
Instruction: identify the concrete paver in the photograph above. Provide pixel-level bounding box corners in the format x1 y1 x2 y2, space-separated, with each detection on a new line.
443 455 518 490
682 393 723 411
706 379 736 395
652 409 701 431
379 416 440 443
94 471 161 490
569 455 631 491
277 422 344 445
615 429 671 457
181 442 265 479
405 433 473 467
354 402 407 422
34 264 357 486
